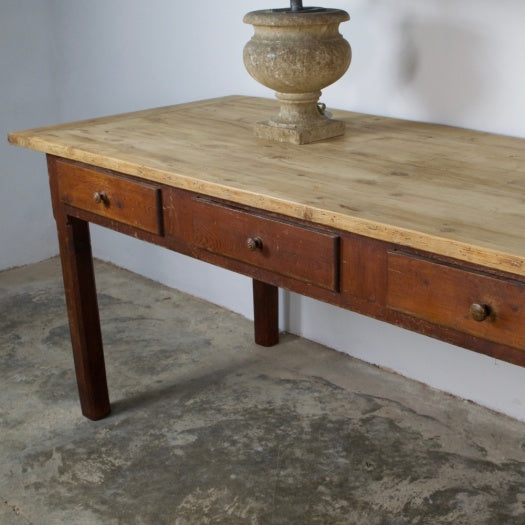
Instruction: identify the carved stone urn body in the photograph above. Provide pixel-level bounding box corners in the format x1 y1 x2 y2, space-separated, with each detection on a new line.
243 7 351 144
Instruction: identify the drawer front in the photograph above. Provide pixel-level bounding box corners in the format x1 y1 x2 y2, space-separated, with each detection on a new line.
387 251 525 349
55 160 163 235
192 198 339 291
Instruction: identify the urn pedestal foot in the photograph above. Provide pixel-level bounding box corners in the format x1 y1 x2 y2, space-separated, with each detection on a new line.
254 91 346 145
255 117 346 145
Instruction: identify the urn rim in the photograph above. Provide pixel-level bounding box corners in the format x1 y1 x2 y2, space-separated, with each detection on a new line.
243 7 349 27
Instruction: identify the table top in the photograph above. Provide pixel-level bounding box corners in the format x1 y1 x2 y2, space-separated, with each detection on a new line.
8 95 525 276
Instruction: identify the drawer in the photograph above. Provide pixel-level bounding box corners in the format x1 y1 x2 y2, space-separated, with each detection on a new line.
55 160 163 235
192 198 339 291
387 251 525 349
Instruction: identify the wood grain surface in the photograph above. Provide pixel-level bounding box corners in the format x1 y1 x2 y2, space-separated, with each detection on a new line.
55 159 163 235
387 251 525 350
8 96 525 276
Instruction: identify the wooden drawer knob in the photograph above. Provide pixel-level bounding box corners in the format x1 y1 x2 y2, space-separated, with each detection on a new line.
247 236 263 251
93 191 108 205
470 303 491 322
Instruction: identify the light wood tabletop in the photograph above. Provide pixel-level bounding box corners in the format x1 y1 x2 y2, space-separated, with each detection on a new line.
9 95 525 276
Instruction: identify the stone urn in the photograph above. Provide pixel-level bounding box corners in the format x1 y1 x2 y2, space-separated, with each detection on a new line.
243 6 351 144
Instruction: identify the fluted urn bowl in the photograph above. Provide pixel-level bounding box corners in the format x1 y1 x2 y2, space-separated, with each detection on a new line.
243 7 351 144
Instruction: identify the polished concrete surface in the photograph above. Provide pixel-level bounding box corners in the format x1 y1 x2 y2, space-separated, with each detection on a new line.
2 257 525 525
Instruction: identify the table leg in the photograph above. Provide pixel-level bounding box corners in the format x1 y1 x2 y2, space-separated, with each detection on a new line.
252 279 279 346
55 215 110 420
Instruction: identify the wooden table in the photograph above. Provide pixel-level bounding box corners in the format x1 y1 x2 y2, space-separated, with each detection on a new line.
8 96 525 420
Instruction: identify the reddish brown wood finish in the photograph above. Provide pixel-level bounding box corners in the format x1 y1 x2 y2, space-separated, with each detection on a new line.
387 251 525 350
342 234 388 304
253 280 279 346
55 159 163 235
48 156 110 420
191 197 340 291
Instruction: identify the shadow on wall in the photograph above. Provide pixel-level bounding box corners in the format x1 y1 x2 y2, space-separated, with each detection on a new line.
397 17 487 121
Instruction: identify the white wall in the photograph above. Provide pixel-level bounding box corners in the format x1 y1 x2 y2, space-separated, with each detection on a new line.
4 0 525 420
0 1 60 269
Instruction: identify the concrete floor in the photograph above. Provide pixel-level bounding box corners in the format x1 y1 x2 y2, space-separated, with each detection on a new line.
2 258 525 525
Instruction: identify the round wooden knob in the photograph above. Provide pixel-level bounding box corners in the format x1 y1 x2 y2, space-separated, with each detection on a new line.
470 303 491 322
93 191 107 204
246 236 263 251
